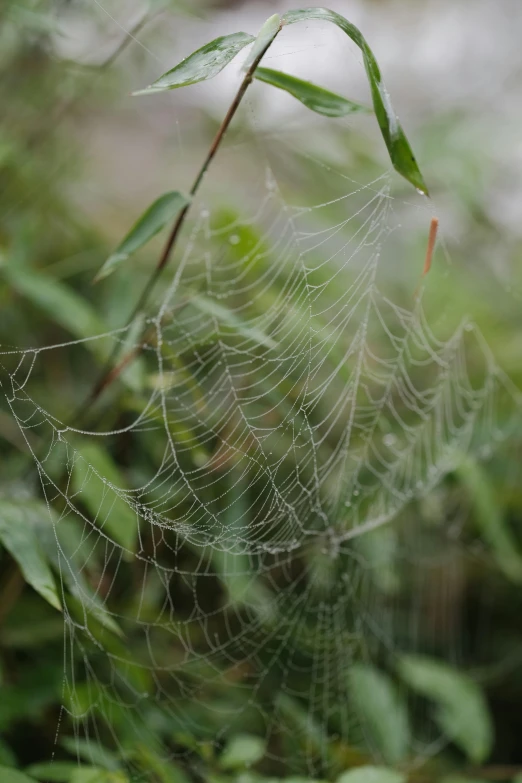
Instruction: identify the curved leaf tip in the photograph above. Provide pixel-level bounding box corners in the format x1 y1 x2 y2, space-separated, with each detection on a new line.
282 7 429 195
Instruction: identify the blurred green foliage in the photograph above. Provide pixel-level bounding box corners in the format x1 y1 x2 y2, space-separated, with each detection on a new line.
1 2 522 783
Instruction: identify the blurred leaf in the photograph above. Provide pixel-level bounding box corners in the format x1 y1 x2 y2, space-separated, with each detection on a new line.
219 734 265 770
442 777 485 783
132 33 255 95
282 8 428 194
456 454 522 582
72 443 138 553
61 738 120 772
95 192 190 282
115 314 146 394
398 655 493 763
255 68 370 117
0 768 36 783
0 498 61 611
26 761 80 782
336 766 405 783
356 527 400 594
348 663 410 763
2 497 123 639
133 745 191 783
210 470 275 620
51 518 123 637
4 267 106 347
193 294 277 349
242 14 281 72
70 770 129 783
0 740 16 768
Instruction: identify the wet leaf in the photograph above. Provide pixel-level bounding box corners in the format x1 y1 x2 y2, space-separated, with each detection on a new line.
283 8 428 194
132 33 255 95
255 67 370 117
95 191 190 282
349 663 410 763
398 655 493 763
0 498 61 611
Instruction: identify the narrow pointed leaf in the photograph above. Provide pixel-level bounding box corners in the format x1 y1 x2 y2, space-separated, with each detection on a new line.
95 191 190 282
398 655 493 763
242 14 281 73
132 32 255 96
283 8 428 194
0 498 61 611
255 67 370 117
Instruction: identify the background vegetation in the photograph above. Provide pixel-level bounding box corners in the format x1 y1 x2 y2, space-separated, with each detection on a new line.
1 1 522 782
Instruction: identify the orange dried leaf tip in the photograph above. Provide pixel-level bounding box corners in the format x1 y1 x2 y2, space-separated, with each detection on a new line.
423 217 439 277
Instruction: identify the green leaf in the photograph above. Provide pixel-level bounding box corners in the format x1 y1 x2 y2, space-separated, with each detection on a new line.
242 14 281 73
398 655 493 763
255 68 370 117
456 454 522 582
336 766 405 783
51 519 123 637
3 267 106 347
72 443 138 553
25 761 80 782
1 496 122 638
61 738 120 773
0 498 61 611
132 33 255 96
95 191 190 282
70 770 128 783
0 767 37 783
219 734 265 770
0 740 16 768
348 664 410 763
282 8 428 194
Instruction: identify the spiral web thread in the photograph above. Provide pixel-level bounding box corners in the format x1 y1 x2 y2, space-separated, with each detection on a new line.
1 146 519 777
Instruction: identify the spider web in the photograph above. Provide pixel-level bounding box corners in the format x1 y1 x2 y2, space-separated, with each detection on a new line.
1 8 521 778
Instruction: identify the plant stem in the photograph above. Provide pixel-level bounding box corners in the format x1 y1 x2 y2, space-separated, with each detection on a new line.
79 22 282 421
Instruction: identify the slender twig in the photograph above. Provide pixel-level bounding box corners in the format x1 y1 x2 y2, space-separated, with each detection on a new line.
78 22 283 422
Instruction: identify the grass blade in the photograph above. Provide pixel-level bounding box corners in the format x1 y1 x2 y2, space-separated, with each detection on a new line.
95 191 190 282
255 67 370 117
